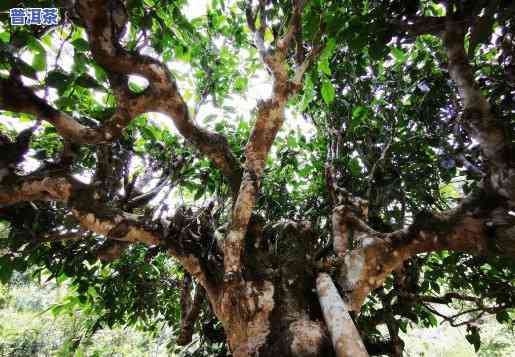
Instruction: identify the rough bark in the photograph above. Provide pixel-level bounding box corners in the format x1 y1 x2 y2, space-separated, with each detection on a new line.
2 3 515 357
443 19 515 204
177 274 205 346
0 175 220 292
207 220 333 356
323 13 515 315
331 189 515 311
0 1 242 194
222 0 322 281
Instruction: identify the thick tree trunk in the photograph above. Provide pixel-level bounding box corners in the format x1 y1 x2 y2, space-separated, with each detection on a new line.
205 221 335 356
214 278 334 357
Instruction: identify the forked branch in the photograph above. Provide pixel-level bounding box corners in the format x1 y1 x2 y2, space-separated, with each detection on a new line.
223 0 322 279
329 189 515 311
0 0 242 194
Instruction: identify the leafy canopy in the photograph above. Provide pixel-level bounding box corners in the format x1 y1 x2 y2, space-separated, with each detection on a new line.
0 0 514 354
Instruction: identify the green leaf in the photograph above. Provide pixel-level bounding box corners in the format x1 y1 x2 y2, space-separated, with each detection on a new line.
129 81 145 93
28 38 47 71
323 38 336 58
57 272 69 284
50 303 66 317
349 158 361 176
264 28 274 43
287 135 297 148
318 58 331 76
92 64 108 83
399 320 408 333
46 70 70 91
234 77 248 92
87 286 98 298
321 79 335 105
465 326 481 352
429 314 438 327
194 188 204 201
391 47 406 63
72 38 90 52
140 126 157 141
0 32 10 44
351 106 367 129
496 310 510 324
300 75 314 110
318 38 336 75
440 182 460 199
0 256 13 284
32 52 47 72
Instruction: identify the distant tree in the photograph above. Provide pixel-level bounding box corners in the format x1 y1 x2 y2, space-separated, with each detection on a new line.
0 1 514 356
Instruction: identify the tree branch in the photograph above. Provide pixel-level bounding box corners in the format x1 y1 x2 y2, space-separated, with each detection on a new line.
443 18 515 204
223 0 318 279
326 164 370 257
0 76 107 144
329 189 515 311
178 275 206 346
1 0 242 194
316 273 369 357
366 138 393 202
0 176 73 205
75 0 242 194
0 175 221 292
401 292 482 305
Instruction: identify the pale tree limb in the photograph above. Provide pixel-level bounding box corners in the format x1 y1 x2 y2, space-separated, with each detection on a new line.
75 0 242 194
0 0 242 194
443 18 515 204
316 273 369 357
223 0 318 278
0 175 221 293
0 176 73 206
326 165 369 257
332 205 351 256
329 189 515 311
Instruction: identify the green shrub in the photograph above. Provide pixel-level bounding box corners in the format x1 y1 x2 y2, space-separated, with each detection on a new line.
0 283 10 308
